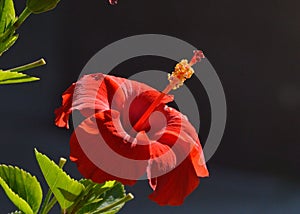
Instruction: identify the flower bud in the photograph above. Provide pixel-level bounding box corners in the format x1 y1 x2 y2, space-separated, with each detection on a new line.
109 0 118 5
26 0 60 14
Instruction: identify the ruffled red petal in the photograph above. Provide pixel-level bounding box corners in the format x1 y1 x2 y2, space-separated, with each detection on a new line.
146 106 208 205
148 156 200 206
70 131 136 186
155 107 209 177
70 110 150 185
55 73 173 129
147 141 176 190
55 83 75 129
71 74 126 118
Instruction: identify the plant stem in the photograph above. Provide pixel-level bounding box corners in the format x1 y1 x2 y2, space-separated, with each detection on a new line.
39 190 53 214
14 7 32 29
43 197 58 214
7 58 46 73
0 7 32 41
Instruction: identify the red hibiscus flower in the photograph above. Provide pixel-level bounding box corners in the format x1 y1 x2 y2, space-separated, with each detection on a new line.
55 52 208 206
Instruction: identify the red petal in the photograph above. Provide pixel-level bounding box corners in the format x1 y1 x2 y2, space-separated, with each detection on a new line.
155 107 209 177
147 142 176 190
54 83 75 129
71 74 126 117
128 90 173 132
70 110 150 184
148 156 200 206
70 132 136 186
147 107 208 205
55 73 172 129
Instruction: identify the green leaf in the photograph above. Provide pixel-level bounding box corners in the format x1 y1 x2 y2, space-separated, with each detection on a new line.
70 179 132 214
0 165 43 214
0 33 17 55
95 182 129 214
58 187 79 202
0 0 18 55
27 0 60 14
34 149 85 210
0 69 39 84
0 0 16 33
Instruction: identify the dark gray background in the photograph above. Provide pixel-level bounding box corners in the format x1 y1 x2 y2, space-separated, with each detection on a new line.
0 0 299 213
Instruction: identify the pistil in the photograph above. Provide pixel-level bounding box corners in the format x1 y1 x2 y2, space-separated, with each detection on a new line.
132 50 205 132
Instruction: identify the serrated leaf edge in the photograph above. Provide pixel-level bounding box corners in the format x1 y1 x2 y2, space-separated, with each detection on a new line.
0 165 37 214
34 149 85 209
34 149 84 189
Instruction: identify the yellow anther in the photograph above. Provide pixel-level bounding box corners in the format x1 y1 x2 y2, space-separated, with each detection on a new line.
167 50 205 90
168 59 195 89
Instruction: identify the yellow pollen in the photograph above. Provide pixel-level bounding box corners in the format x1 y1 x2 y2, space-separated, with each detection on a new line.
168 59 195 89
167 50 205 90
